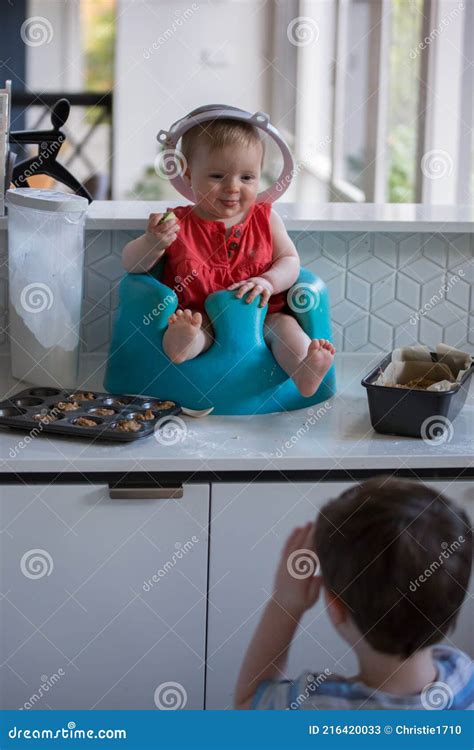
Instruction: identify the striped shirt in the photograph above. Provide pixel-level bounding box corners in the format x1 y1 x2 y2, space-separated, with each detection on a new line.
252 646 474 710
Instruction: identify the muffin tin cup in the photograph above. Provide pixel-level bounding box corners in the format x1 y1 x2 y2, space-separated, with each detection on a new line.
362 352 473 438
0 387 182 442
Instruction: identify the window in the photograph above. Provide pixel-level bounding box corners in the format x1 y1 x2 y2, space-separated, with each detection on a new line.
270 0 472 204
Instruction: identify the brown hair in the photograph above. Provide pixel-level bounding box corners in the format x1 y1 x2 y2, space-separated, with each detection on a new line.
314 476 472 657
180 118 264 164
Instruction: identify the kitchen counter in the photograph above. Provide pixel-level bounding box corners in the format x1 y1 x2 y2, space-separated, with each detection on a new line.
0 352 472 474
2 360 472 714
1 202 473 232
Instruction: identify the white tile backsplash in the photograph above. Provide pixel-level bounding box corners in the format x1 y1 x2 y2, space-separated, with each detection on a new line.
0 229 472 354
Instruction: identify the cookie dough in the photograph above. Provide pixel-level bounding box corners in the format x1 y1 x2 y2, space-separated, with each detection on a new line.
32 412 60 424
74 417 98 427
114 419 142 432
57 401 80 411
153 400 175 410
135 409 155 421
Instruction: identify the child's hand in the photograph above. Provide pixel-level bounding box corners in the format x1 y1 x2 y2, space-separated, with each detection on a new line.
228 277 274 307
272 522 321 618
145 212 179 250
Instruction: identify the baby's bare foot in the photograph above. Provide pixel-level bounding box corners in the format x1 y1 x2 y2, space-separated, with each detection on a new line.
163 309 207 363
293 339 335 397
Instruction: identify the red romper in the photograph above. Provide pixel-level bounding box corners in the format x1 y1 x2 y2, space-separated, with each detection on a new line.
160 202 287 315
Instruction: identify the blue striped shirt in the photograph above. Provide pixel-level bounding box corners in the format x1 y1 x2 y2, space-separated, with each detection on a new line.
252 646 474 710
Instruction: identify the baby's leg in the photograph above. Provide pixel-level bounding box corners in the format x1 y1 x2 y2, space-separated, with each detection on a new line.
264 313 335 398
163 309 213 364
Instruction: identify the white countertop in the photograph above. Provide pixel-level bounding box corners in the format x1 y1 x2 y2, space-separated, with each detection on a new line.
1 202 473 233
0 353 472 474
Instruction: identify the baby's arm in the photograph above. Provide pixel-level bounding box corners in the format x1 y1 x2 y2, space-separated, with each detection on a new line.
228 210 300 306
234 523 321 710
261 210 300 293
122 212 179 273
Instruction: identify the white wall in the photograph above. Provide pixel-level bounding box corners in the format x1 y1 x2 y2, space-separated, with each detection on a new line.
113 0 272 198
24 1 94 187
26 0 83 91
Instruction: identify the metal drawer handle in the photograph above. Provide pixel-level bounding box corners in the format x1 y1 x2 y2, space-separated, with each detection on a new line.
108 485 183 500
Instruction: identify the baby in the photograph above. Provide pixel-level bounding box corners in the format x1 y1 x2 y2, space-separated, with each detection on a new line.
122 118 335 397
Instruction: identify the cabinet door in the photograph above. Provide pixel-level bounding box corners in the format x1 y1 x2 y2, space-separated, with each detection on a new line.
207 481 357 709
206 480 474 710
0 482 209 710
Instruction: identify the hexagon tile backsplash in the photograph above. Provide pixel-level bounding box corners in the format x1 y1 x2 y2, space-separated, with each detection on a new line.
0 230 472 354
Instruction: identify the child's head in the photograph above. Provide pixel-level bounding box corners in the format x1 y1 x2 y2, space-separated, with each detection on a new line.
314 476 472 658
180 118 264 219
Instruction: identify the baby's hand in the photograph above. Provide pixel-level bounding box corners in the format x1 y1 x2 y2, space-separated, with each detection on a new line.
145 211 179 250
228 276 274 307
272 523 321 618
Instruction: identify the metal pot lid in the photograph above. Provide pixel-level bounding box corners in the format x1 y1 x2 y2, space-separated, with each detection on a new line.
156 104 294 203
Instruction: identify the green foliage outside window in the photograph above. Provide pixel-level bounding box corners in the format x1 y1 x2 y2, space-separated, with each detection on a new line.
82 1 116 125
387 0 423 202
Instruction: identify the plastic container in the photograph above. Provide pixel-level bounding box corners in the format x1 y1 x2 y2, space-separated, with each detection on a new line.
362 352 473 438
6 188 88 387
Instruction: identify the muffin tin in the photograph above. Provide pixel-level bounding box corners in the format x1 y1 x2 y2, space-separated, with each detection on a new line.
362 352 473 438
0 387 182 442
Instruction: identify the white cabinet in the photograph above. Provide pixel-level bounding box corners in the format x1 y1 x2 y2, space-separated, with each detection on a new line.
206 481 358 709
206 480 474 710
0 482 209 710
1 476 472 711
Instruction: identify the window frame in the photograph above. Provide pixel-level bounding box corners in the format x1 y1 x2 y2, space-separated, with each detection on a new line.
270 0 472 205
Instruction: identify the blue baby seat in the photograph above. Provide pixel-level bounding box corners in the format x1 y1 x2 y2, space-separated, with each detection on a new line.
104 262 336 415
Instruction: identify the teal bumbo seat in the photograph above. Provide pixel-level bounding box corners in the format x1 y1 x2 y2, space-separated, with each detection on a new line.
104 263 336 415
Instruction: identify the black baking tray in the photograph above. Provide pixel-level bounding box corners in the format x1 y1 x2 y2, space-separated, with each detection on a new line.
361 352 473 438
0 387 182 442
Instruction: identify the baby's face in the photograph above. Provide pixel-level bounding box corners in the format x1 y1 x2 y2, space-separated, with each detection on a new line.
185 141 262 220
